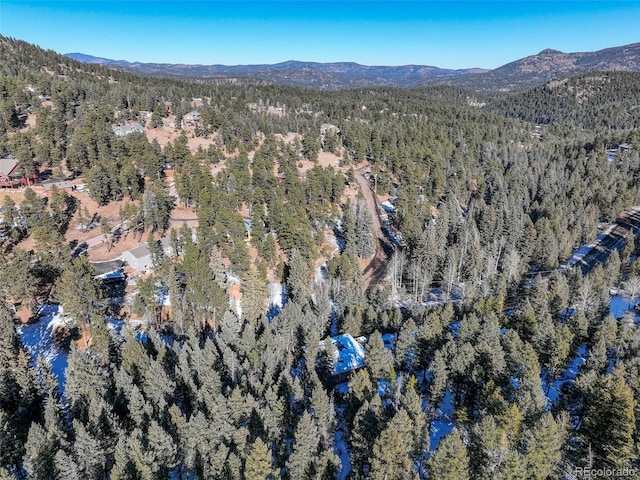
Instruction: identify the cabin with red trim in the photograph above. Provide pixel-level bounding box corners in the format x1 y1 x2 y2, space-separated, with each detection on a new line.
0 156 38 188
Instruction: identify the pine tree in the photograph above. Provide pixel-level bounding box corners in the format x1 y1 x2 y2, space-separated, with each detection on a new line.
64 345 111 422
244 437 274 480
366 330 393 380
310 383 334 446
342 201 357 257
395 318 417 370
22 422 56 480
72 420 107 478
286 411 320 480
402 377 429 460
427 430 469 480
243 267 267 324
368 408 415 480
53 450 82 480
146 419 179 477
354 199 376 258
469 414 509 480
579 371 636 469
287 249 311 303
53 256 103 330
523 412 566 480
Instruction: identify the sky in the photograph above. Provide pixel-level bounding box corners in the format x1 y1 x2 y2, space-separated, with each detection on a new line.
1 1 639 69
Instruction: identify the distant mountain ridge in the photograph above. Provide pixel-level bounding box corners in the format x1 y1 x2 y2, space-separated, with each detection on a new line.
66 42 640 92
436 43 640 92
64 53 488 89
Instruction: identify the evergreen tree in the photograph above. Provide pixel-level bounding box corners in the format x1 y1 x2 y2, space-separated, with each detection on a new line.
53 450 82 480
578 371 636 469
72 420 107 478
366 330 393 380
22 422 56 480
354 199 376 258
427 430 469 480
368 408 415 480
287 248 311 303
523 412 566 480
244 437 274 480
286 411 320 480
243 267 268 324
53 256 103 330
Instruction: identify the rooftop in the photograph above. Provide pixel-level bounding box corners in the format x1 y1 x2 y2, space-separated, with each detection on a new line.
330 333 366 375
0 157 19 177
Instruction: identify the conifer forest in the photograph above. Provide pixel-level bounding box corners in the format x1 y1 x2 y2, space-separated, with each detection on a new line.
2 35 640 479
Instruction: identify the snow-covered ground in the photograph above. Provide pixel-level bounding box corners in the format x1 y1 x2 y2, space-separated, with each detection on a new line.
543 345 587 405
334 413 352 480
15 304 69 391
267 282 286 321
429 390 455 452
381 333 396 350
610 295 640 320
16 305 129 393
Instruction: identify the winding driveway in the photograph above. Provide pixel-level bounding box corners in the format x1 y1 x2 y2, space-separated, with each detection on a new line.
354 165 394 288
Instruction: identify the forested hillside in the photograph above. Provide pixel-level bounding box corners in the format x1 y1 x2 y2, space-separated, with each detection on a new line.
1 35 640 479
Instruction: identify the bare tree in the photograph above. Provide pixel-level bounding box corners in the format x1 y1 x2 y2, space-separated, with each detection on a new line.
624 275 640 310
504 248 522 283
388 250 405 297
576 276 596 313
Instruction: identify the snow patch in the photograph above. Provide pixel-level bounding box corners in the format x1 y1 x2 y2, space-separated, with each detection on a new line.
16 304 68 392
543 345 587 406
334 427 351 480
610 295 640 320
267 282 286 321
429 390 455 452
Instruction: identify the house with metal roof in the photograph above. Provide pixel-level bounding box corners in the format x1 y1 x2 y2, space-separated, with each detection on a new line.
320 333 366 384
112 123 145 137
182 110 202 127
0 156 19 187
120 237 173 272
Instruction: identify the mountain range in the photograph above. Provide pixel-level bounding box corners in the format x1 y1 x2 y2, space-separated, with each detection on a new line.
67 42 640 92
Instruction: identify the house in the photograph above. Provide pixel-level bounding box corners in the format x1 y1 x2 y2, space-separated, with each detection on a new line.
0 156 37 188
0 156 19 187
606 143 634 162
112 123 145 137
182 110 202 127
120 237 174 272
92 260 125 283
42 179 75 195
320 123 340 136
164 101 173 115
320 333 366 384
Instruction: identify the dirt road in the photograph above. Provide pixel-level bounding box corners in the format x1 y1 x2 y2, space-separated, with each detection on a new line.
354 166 393 288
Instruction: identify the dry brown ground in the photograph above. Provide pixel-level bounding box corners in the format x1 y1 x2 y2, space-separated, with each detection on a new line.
1 188 29 204
275 132 300 144
7 116 384 291
87 230 148 261
296 151 342 177
144 117 219 153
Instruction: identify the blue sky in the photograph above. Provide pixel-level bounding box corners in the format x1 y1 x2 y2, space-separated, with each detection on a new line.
1 1 639 69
